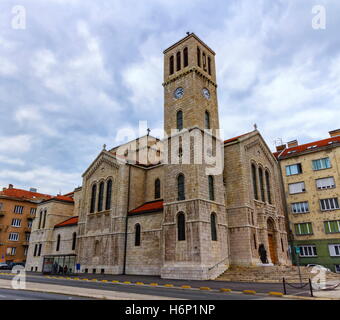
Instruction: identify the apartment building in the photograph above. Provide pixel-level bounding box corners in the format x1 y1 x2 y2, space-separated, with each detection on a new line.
276 129 340 273
0 185 51 264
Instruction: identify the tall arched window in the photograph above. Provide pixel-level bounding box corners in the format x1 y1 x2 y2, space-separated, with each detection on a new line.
208 56 212 75
34 244 38 257
169 55 174 75
205 111 210 129
135 224 141 246
72 232 77 251
155 178 161 199
56 235 61 252
197 47 201 67
105 179 112 210
211 213 217 241
177 110 183 131
90 184 97 213
183 47 188 67
265 170 272 204
97 182 104 212
177 212 186 241
203 52 207 71
38 210 42 229
251 164 258 200
208 175 215 201
259 167 265 202
176 51 181 71
177 174 185 201
42 210 47 229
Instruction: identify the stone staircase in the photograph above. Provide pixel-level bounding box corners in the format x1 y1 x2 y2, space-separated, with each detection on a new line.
217 265 340 283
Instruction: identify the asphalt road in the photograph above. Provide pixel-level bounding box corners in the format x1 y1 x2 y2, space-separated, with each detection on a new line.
0 273 292 300
0 287 91 300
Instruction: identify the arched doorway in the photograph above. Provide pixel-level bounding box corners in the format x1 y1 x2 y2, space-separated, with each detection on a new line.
267 218 277 264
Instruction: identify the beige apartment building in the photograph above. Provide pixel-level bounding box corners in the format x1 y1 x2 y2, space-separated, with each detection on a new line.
275 129 340 273
0 185 51 265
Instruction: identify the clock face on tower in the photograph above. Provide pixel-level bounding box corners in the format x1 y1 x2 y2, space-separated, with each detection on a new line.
202 88 210 100
174 87 184 99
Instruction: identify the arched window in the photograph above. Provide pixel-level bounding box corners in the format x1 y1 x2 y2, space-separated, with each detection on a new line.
205 111 210 129
265 170 272 204
203 52 207 71
56 235 61 252
251 164 258 200
183 47 188 67
177 110 183 131
34 244 38 257
176 51 181 71
169 55 174 75
197 47 201 67
177 174 185 201
97 182 104 212
42 210 47 229
72 232 77 251
208 56 212 75
135 224 141 246
259 167 265 202
38 210 43 229
208 175 215 201
90 184 97 213
211 213 217 241
177 212 186 241
155 178 161 199
105 179 112 210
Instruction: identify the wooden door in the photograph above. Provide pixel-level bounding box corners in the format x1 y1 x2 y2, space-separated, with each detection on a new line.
268 233 277 264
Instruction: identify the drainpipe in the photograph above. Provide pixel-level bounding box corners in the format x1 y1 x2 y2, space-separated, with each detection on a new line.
122 164 131 275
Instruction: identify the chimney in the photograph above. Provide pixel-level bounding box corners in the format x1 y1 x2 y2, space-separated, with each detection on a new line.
30 188 37 193
329 129 340 137
276 144 286 152
287 140 298 148
8 184 13 189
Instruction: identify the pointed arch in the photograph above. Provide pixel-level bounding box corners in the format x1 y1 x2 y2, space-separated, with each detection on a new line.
177 110 183 131
90 184 97 213
176 51 181 71
155 178 161 199
169 55 174 75
97 181 104 212
205 110 210 129
105 179 112 210
135 224 141 246
177 174 185 201
208 175 215 201
251 163 258 200
211 213 217 241
177 212 186 241
183 47 188 67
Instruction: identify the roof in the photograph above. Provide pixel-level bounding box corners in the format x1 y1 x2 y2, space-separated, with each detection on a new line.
0 187 51 201
129 200 163 215
224 131 253 145
51 195 74 203
278 136 340 159
54 216 78 228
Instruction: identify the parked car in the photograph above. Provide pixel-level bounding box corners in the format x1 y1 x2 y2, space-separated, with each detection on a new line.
8 262 25 270
0 263 10 270
306 264 331 272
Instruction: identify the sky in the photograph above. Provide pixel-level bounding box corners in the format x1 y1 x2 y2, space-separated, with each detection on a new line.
0 0 339 195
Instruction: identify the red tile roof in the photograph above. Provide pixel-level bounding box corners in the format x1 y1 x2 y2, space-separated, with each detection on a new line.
129 200 163 215
278 136 340 159
50 195 74 203
0 187 51 201
224 132 253 144
54 216 78 228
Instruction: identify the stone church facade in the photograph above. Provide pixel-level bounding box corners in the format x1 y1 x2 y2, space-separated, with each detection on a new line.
26 34 290 280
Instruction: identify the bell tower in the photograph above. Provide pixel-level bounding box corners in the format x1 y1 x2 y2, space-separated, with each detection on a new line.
161 34 229 280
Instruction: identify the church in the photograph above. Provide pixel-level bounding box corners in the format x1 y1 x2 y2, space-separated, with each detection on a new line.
26 33 290 280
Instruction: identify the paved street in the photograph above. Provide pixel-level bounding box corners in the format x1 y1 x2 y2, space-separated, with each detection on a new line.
0 273 297 300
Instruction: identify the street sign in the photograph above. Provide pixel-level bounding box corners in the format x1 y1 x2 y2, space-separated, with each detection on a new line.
295 246 300 254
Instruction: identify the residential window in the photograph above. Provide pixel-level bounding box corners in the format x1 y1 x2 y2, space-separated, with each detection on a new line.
291 202 310 214
328 244 340 257
210 213 217 241
154 179 161 199
97 182 104 212
176 110 183 131
208 175 215 201
177 174 185 201
183 47 188 67
14 205 24 214
72 232 77 251
335 265 340 273
288 182 306 194
56 235 61 252
299 245 317 257
295 222 313 235
38 244 42 256
105 179 112 210
30 208 36 215
316 177 335 190
8 233 19 241
320 198 340 211
11 219 21 227
42 210 47 229
33 244 38 257
7 247 16 256
177 212 186 241
38 210 43 229
26 233 30 241
324 221 340 234
0 202 3 210
312 157 331 170
24 247 28 256
135 224 141 247
90 184 97 213
285 163 302 176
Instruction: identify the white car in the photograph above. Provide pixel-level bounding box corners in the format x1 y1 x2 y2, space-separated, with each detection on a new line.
306 264 332 272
